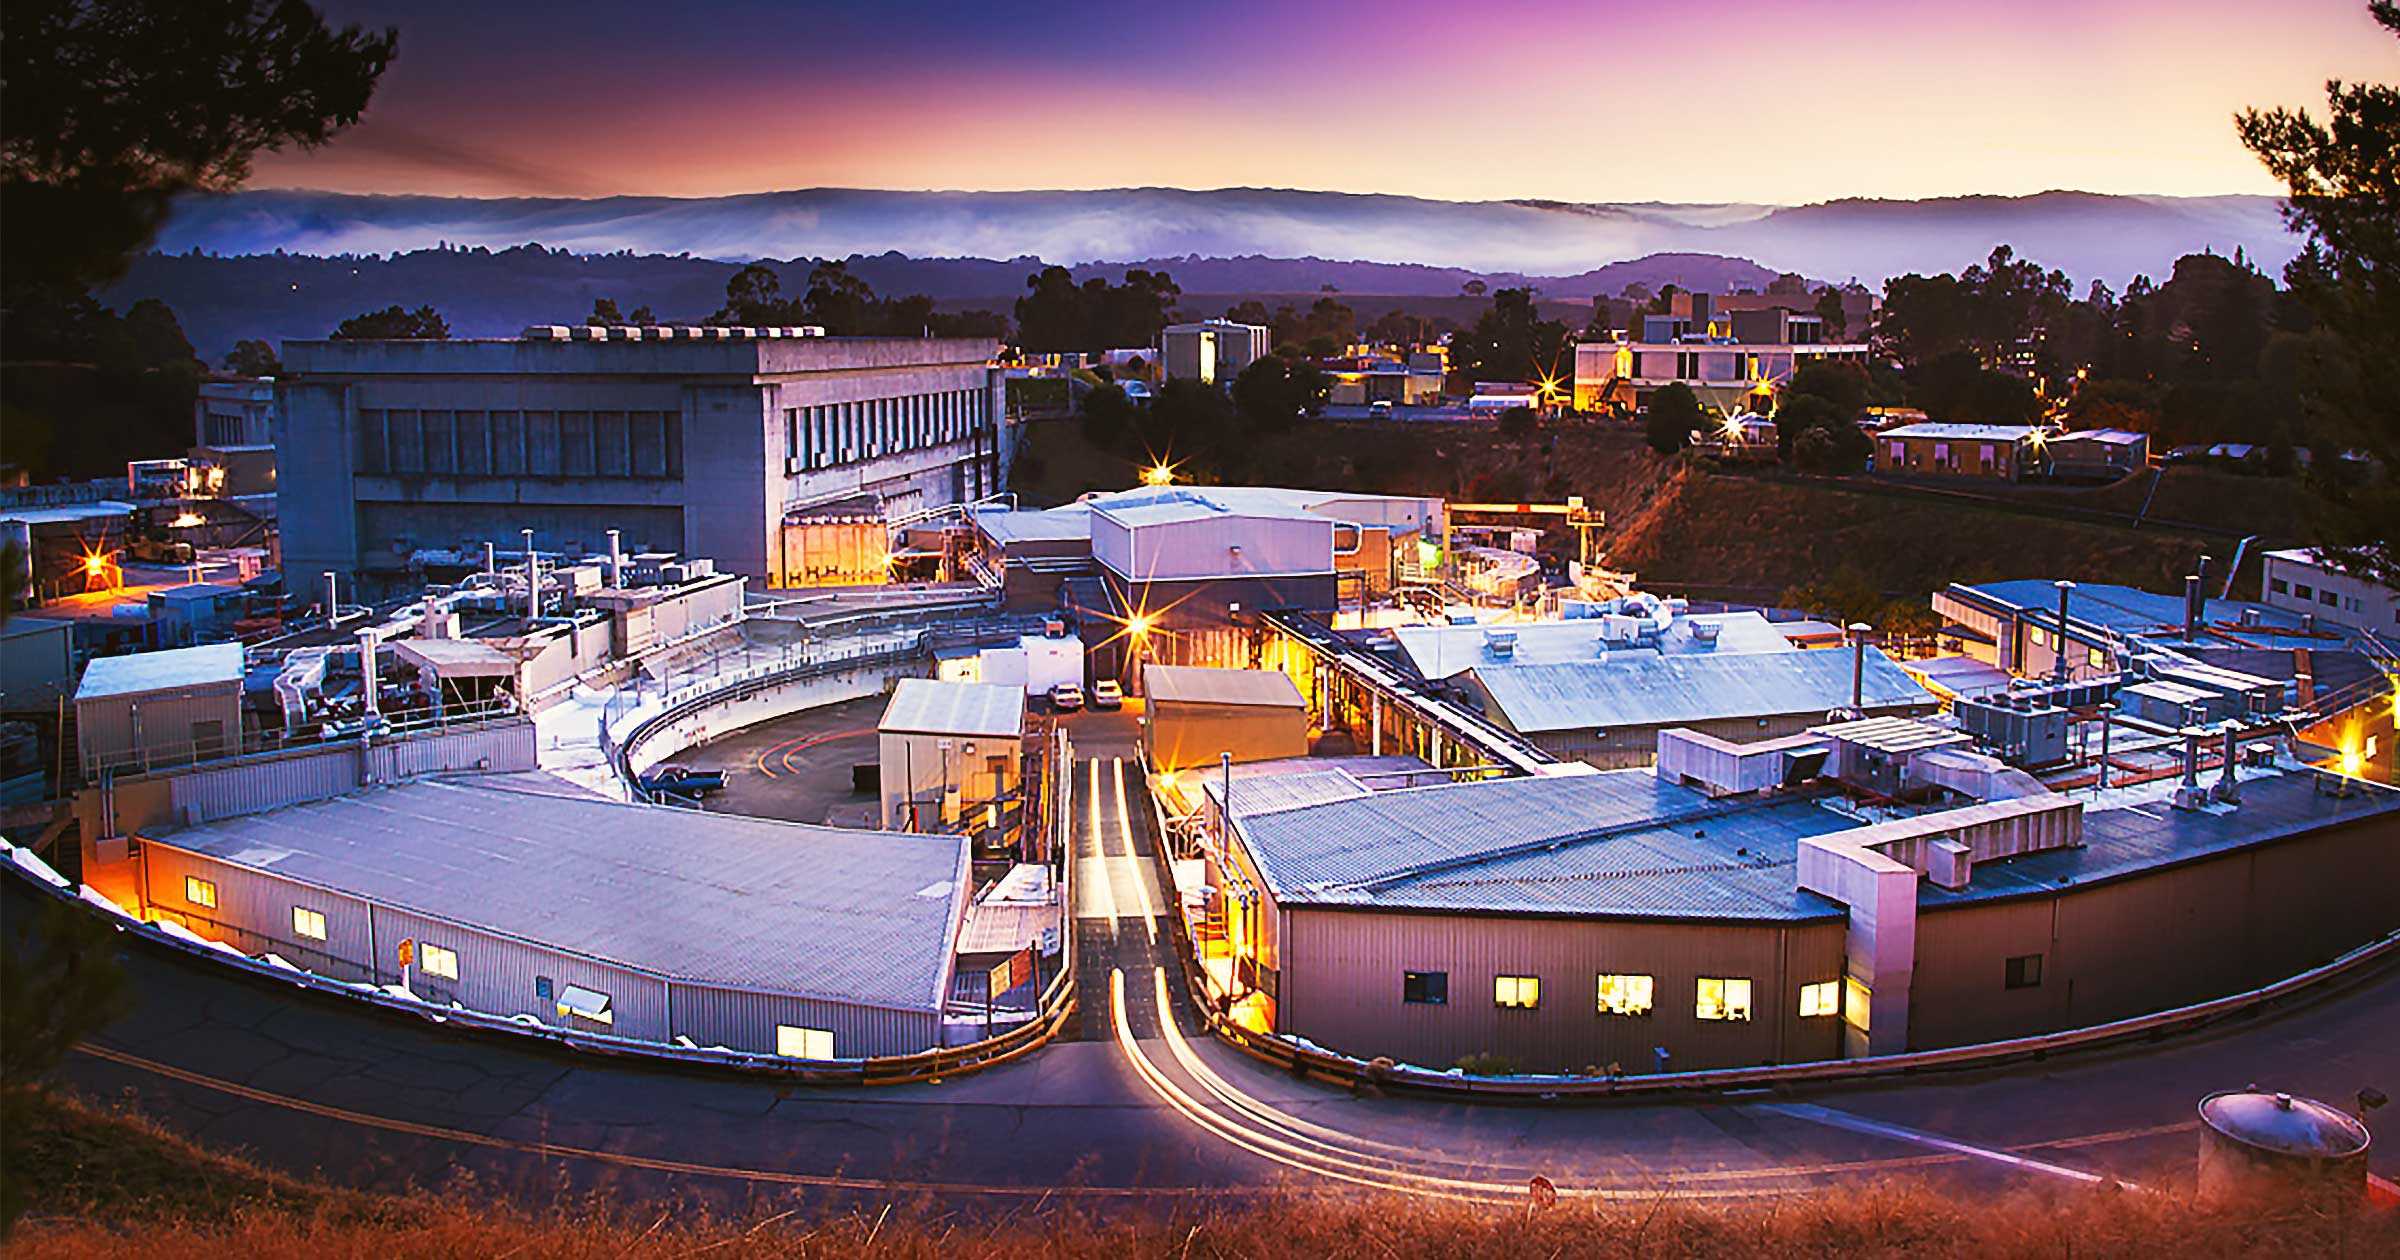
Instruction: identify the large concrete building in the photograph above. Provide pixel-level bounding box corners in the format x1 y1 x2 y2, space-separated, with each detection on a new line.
1574 299 1871 415
276 329 1008 595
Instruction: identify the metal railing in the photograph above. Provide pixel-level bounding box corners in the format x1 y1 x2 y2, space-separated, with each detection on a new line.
80 696 526 782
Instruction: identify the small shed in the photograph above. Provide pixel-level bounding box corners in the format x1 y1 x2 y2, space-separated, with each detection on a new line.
75 641 246 777
2044 429 2150 480
1141 664 1309 772
878 679 1024 831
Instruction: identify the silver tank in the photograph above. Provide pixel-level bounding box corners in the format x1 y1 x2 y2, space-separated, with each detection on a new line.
2197 1088 2371 1202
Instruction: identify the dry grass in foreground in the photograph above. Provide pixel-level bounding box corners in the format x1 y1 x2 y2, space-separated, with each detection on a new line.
8 1088 2398 1260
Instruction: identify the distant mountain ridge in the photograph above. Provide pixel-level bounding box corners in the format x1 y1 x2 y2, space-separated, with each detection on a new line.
156 185 2295 288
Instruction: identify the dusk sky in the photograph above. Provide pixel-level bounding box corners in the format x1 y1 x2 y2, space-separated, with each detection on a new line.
252 0 2393 205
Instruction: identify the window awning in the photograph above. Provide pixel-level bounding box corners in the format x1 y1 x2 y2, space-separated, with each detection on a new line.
556 984 613 1024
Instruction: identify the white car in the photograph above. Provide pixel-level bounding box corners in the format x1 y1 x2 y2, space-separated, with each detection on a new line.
1091 679 1124 710
1369 400 1394 417
1049 682 1085 712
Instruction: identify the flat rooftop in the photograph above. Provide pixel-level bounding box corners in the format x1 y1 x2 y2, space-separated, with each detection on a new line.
143 777 969 1012
76 642 247 700
1472 646 1931 735
880 678 1023 739
1232 761 2400 921
1395 612 1796 680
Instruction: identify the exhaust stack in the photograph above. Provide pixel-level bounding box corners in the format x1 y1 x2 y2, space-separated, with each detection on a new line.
2053 580 2075 684
1849 622 1873 714
2183 574 2202 641
323 570 339 631
521 528 539 623
2212 723 2243 805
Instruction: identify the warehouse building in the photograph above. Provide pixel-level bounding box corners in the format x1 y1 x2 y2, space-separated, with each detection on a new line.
128 776 971 1059
276 329 1009 596
1141 664 1309 772
1201 729 2400 1075
878 679 1024 832
75 642 247 777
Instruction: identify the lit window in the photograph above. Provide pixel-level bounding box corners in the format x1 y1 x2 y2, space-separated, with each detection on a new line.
556 984 614 1025
1402 970 1448 1005
2086 647 2105 669
1696 977 1753 1022
776 1024 835 1059
421 943 460 980
1844 977 1873 1032
292 906 327 941
184 876 217 909
1799 980 1840 1018
1597 973 1654 1016
2005 953 2043 990
1494 975 1540 1009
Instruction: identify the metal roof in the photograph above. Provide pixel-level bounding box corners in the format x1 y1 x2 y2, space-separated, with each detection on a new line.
1396 612 1795 680
879 678 1023 739
1474 647 1931 735
0 501 134 527
1954 579 2339 650
1143 664 1305 708
972 504 1092 546
1201 769 1371 818
146 778 968 1012
2053 428 2149 446
75 643 246 700
1232 769 1856 919
1812 715 1973 756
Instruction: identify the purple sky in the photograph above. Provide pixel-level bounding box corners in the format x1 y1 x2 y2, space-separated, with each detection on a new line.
251 0 2390 203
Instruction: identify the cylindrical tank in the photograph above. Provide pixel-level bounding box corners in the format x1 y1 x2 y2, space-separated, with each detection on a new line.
2196 1088 2371 1202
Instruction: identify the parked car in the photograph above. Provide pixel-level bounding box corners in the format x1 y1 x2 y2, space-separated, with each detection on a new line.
1369 400 1394 417
638 763 726 796
1091 679 1124 710
1049 682 1085 712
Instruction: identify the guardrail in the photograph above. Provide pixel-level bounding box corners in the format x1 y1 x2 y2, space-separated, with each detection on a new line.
1168 889 2399 1101
1137 750 2400 1102
608 636 927 800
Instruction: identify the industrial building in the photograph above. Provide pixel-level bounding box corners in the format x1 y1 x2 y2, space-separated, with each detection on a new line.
1160 320 1270 385
1875 423 2044 481
878 679 1024 832
75 641 247 777
964 485 1444 685
124 776 971 1058
193 376 279 498
275 328 1009 596
1141 664 1309 772
1194 716 2400 1075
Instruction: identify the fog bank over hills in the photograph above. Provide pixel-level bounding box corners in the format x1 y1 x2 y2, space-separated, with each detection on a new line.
162 185 2294 287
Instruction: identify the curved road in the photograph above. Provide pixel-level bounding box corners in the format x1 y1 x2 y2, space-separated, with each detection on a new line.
32 735 2400 1209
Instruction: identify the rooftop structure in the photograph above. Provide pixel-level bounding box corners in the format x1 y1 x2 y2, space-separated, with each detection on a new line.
1160 319 1270 385
879 678 1025 739
1394 611 1795 681
1470 647 1931 738
74 641 245 701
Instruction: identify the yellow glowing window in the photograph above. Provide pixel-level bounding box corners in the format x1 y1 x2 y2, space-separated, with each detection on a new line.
1696 977 1753 1022
1844 977 1873 1032
292 906 327 941
420 943 459 980
1799 980 1840 1018
2087 647 2105 669
184 876 217 909
1493 975 1540 1009
1596 973 1654 1016
776 1025 835 1059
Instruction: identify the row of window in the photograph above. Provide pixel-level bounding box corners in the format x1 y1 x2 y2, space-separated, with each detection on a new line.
2268 576 2386 619
179 875 836 1055
355 409 681 479
782 388 987 473
2026 626 2108 670
1403 970 1786 1021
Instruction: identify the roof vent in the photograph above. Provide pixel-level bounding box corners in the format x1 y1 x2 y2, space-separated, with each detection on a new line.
1483 627 1517 658
1689 620 1722 649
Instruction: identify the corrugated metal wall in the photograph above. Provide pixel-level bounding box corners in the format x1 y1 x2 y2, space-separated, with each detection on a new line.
164 719 536 824
667 984 935 1059
131 832 951 1057
1278 908 1847 1073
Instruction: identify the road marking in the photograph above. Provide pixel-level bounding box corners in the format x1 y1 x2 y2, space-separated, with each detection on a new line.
1758 1102 2130 1188
71 1042 1227 1199
750 727 875 780
1080 760 1119 923
1112 758 1159 942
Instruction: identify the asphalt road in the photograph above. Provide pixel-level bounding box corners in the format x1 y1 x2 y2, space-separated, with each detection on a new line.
42 864 2400 1216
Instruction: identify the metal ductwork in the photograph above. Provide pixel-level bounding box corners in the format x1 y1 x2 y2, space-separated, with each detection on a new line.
2212 723 2243 805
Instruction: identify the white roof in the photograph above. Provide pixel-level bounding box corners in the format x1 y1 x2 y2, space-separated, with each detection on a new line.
1880 423 2041 441
0 501 135 527
393 638 519 678
75 642 246 701
880 678 1023 739
2054 428 2148 445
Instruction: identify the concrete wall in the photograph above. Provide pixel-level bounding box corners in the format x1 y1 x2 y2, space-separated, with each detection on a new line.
1275 906 1849 1074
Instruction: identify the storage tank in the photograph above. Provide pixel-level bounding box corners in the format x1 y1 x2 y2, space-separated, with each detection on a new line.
2196 1088 2371 1202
